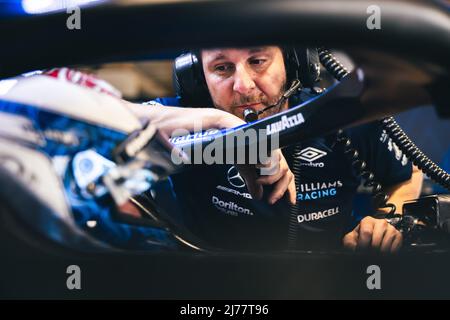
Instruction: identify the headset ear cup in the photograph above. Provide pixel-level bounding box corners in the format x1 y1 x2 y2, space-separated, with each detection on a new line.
306 48 321 85
173 52 195 106
296 47 321 88
285 47 321 88
173 52 213 108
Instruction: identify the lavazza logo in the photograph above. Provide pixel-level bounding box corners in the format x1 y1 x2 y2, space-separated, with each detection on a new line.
298 147 327 167
266 112 305 135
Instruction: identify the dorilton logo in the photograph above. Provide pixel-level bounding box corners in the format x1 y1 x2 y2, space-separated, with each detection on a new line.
227 166 246 188
266 112 305 135
212 196 253 216
298 147 327 163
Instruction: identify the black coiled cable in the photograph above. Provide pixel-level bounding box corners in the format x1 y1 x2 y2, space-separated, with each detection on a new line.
335 129 397 215
317 48 349 81
318 47 450 215
382 117 450 190
318 47 397 216
287 144 304 249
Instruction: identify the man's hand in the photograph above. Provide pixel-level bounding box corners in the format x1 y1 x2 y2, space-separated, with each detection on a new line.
237 149 296 205
343 216 402 253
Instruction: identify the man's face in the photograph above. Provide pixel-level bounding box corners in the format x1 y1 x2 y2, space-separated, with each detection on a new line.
201 46 287 119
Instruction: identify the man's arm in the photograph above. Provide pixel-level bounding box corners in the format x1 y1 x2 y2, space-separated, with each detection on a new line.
125 102 245 136
381 164 423 213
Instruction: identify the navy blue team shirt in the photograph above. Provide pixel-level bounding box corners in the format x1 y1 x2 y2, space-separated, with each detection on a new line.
150 96 412 251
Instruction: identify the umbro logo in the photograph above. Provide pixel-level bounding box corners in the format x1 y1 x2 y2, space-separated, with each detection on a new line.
298 147 327 167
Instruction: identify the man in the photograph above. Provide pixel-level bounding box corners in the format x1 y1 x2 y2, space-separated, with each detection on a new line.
146 46 423 252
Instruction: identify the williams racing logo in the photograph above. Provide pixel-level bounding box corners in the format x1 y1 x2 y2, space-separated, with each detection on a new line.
266 112 305 135
297 180 343 201
297 147 327 168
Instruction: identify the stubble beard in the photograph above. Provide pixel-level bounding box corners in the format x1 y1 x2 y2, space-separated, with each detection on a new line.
213 80 288 120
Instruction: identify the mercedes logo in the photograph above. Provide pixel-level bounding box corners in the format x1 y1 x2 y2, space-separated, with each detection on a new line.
227 166 246 188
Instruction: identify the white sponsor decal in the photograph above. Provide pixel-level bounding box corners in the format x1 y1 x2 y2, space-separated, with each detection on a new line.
297 207 340 223
266 112 305 135
212 196 254 216
169 129 220 145
297 147 327 167
226 166 246 188
297 181 343 201
216 185 252 199
298 181 343 193
381 130 408 166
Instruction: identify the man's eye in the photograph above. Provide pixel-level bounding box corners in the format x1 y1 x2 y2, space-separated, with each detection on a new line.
250 59 266 66
214 64 233 73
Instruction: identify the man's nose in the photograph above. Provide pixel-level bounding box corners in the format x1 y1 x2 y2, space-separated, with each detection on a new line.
232 65 256 95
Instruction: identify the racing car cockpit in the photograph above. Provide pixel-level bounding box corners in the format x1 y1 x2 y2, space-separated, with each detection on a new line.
0 0 449 299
